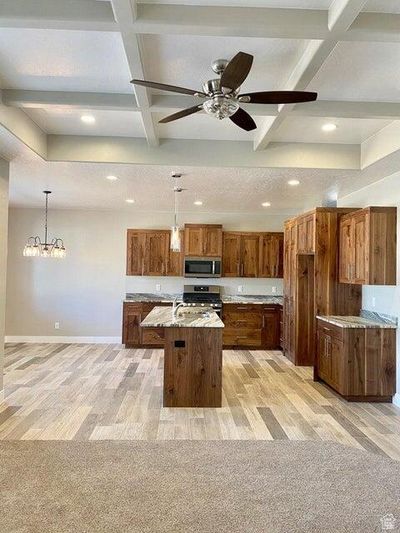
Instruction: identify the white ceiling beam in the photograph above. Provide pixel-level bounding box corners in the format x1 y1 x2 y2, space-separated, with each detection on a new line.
0 0 117 32
4 90 400 121
47 135 360 170
111 0 159 147
254 0 368 151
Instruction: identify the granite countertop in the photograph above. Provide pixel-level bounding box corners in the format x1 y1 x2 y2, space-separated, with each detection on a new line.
222 295 283 305
125 293 283 305
141 306 224 329
317 313 397 329
125 293 181 303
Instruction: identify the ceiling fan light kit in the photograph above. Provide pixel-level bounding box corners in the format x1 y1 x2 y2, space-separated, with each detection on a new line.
131 52 317 132
23 191 66 259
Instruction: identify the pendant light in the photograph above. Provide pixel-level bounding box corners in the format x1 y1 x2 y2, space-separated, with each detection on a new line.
23 191 66 258
170 172 184 252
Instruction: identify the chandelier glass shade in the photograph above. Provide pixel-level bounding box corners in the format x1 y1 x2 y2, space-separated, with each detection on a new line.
23 191 66 259
202 96 239 120
170 175 182 253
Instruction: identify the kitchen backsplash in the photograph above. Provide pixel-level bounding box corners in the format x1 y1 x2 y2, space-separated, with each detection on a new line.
125 276 283 296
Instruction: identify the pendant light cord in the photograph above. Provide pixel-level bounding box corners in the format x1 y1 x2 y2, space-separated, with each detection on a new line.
44 191 49 245
174 178 178 227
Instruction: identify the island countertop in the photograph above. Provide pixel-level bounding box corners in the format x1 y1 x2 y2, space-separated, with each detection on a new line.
141 306 225 328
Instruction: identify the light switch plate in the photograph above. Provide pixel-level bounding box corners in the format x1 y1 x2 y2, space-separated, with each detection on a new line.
272 286 277 294
372 297 376 308
238 285 243 293
54 322 60 330
156 284 161 292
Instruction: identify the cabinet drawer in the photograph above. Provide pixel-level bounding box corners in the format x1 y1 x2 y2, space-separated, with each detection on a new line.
223 312 262 328
141 328 165 346
223 328 262 347
317 321 344 342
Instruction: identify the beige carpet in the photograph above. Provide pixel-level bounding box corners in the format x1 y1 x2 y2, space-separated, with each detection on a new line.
1 441 399 533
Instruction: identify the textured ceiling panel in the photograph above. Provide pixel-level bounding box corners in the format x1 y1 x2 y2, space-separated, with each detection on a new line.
0 29 131 93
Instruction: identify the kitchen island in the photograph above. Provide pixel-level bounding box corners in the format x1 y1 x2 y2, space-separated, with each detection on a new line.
141 306 224 408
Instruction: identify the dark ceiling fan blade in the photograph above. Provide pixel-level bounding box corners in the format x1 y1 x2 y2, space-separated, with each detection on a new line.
240 91 318 104
159 105 203 124
131 79 205 97
229 108 257 131
220 52 254 92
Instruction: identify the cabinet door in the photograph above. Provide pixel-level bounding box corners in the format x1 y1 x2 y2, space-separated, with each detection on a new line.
317 332 331 383
203 226 222 256
297 218 307 254
184 226 203 256
143 231 169 276
330 337 345 394
166 231 184 276
353 212 368 284
242 234 260 277
222 233 241 277
339 217 353 283
260 233 283 278
262 306 280 349
126 231 143 275
123 304 142 345
306 215 315 253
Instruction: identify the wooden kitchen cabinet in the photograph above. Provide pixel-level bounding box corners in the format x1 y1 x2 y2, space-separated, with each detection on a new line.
297 214 315 254
222 232 259 277
259 232 284 278
126 231 143 275
339 207 397 285
122 302 171 347
126 229 184 277
184 224 222 257
222 303 281 349
316 318 396 401
142 231 169 276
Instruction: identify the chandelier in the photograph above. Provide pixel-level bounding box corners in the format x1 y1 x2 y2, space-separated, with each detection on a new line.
23 191 66 258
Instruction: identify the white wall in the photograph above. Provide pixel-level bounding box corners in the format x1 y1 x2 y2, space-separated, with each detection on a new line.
0 159 9 394
338 171 400 403
6 207 287 339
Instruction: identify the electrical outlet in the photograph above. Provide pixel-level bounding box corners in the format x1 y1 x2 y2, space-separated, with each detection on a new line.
156 284 161 292
271 286 277 294
54 322 60 330
238 285 243 293
372 297 376 308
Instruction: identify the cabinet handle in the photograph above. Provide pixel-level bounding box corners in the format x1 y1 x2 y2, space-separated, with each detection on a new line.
236 306 249 310
262 315 265 328
323 327 330 331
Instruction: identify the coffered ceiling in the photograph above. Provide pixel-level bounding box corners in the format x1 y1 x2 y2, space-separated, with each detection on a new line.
1 0 400 211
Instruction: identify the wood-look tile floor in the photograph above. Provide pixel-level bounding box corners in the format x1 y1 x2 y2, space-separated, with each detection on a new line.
1 343 400 459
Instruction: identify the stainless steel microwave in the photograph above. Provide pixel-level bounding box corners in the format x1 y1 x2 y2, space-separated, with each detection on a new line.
184 257 222 278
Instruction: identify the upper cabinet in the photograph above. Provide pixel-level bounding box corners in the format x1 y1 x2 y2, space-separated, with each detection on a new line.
296 214 315 254
127 229 183 277
223 231 283 278
339 207 397 285
184 224 223 257
259 233 284 278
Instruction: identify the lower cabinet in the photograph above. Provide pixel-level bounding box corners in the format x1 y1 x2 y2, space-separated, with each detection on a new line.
316 319 396 401
222 304 281 349
123 302 171 347
123 301 282 350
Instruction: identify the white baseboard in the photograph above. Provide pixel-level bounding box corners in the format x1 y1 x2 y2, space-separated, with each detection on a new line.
5 336 121 344
393 393 400 408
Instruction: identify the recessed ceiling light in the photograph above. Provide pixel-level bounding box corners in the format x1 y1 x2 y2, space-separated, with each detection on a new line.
194 200 203 206
288 179 300 186
262 202 271 207
106 175 118 181
322 123 337 132
125 198 135 204
81 114 95 124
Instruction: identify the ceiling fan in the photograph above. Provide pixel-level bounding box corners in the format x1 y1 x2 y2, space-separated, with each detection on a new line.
131 52 317 132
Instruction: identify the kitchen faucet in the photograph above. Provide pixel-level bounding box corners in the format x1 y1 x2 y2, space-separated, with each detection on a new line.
172 297 187 319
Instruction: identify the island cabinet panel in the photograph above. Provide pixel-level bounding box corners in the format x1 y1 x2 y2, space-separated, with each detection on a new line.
259 233 284 278
164 328 222 407
184 224 222 257
316 319 396 401
339 207 397 285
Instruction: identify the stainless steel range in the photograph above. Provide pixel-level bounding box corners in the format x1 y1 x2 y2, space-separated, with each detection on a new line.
182 285 223 317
